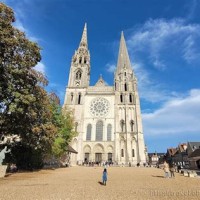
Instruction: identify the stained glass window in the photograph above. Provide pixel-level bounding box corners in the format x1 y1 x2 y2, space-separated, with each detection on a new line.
107 124 112 141
86 124 92 141
96 121 103 141
90 97 110 117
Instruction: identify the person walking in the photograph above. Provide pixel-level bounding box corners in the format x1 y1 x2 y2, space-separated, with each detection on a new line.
163 161 170 178
102 168 107 186
169 163 175 178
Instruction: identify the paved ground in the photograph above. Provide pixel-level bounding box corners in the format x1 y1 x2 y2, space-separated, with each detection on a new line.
0 166 200 200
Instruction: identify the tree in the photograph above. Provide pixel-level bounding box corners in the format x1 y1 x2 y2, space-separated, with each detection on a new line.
49 93 76 158
0 3 57 169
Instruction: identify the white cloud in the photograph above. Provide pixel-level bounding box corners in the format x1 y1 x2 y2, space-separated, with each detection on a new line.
132 62 171 102
3 0 40 42
142 89 200 135
128 18 200 67
34 62 46 74
106 63 116 73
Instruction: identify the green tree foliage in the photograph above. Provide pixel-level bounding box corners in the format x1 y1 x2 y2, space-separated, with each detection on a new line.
49 93 76 158
0 3 58 169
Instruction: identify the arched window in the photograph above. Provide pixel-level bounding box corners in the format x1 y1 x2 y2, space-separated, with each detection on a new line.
84 57 87 64
79 57 82 64
125 83 127 91
78 93 81 104
121 149 124 157
96 121 103 141
129 94 132 103
130 120 134 132
75 122 78 132
86 124 92 141
120 94 123 103
132 149 135 157
120 120 125 132
76 70 82 80
71 93 74 102
107 124 112 141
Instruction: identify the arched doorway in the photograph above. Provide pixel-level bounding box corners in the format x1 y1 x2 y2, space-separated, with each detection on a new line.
93 144 104 164
107 145 114 164
83 145 91 164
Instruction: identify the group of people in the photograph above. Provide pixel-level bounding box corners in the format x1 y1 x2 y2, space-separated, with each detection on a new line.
101 160 177 186
163 161 175 178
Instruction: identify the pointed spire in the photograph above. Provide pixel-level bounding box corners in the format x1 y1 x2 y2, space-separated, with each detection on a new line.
116 31 132 74
79 23 88 48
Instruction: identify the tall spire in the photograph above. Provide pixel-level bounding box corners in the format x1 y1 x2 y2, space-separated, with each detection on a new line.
116 31 132 74
79 23 88 49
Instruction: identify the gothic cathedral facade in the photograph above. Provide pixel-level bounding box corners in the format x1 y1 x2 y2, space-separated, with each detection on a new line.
63 24 146 165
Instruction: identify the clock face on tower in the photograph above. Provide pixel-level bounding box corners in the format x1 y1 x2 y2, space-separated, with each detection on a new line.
90 97 110 117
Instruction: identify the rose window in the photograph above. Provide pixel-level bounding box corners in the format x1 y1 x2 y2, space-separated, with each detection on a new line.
90 97 110 117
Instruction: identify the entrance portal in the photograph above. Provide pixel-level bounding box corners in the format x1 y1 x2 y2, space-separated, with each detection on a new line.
95 153 102 163
108 153 112 163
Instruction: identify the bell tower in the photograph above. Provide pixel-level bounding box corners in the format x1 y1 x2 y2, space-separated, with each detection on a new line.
114 32 146 165
68 23 90 88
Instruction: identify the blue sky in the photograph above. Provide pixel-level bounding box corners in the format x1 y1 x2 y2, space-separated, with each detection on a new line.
3 0 200 153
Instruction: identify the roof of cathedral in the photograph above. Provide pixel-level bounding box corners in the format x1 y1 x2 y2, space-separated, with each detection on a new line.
95 75 107 87
116 31 132 74
79 23 88 49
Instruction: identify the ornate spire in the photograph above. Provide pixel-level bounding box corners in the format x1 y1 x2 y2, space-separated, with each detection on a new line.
79 23 88 49
116 31 132 74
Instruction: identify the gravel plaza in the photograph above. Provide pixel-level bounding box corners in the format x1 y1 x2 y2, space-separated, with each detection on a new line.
0 166 200 200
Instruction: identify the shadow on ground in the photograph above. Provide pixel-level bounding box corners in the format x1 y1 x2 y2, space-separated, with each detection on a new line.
152 175 164 178
98 181 104 185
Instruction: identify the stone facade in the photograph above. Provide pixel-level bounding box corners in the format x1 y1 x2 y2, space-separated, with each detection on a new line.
63 24 146 165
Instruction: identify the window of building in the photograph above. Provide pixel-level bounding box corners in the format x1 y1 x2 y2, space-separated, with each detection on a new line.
96 121 103 141
86 124 92 141
124 72 126 76
129 94 132 103
120 120 125 132
107 124 112 141
120 94 123 103
130 120 134 132
121 149 124 157
76 70 82 80
71 93 74 102
132 149 135 157
79 57 82 64
84 58 87 64
78 94 81 104
125 83 127 91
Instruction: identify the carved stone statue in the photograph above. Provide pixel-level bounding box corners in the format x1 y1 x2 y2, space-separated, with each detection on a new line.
0 146 10 165
0 134 21 166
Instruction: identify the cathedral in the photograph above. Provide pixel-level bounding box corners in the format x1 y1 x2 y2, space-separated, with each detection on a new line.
63 24 146 166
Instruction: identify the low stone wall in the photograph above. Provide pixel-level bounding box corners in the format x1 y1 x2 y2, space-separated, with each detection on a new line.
0 165 7 178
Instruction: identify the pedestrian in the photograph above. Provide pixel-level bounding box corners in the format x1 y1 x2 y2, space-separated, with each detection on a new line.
163 161 170 178
169 163 175 178
102 168 107 186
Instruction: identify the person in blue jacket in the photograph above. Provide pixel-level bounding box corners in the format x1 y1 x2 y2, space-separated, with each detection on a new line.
102 168 107 185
